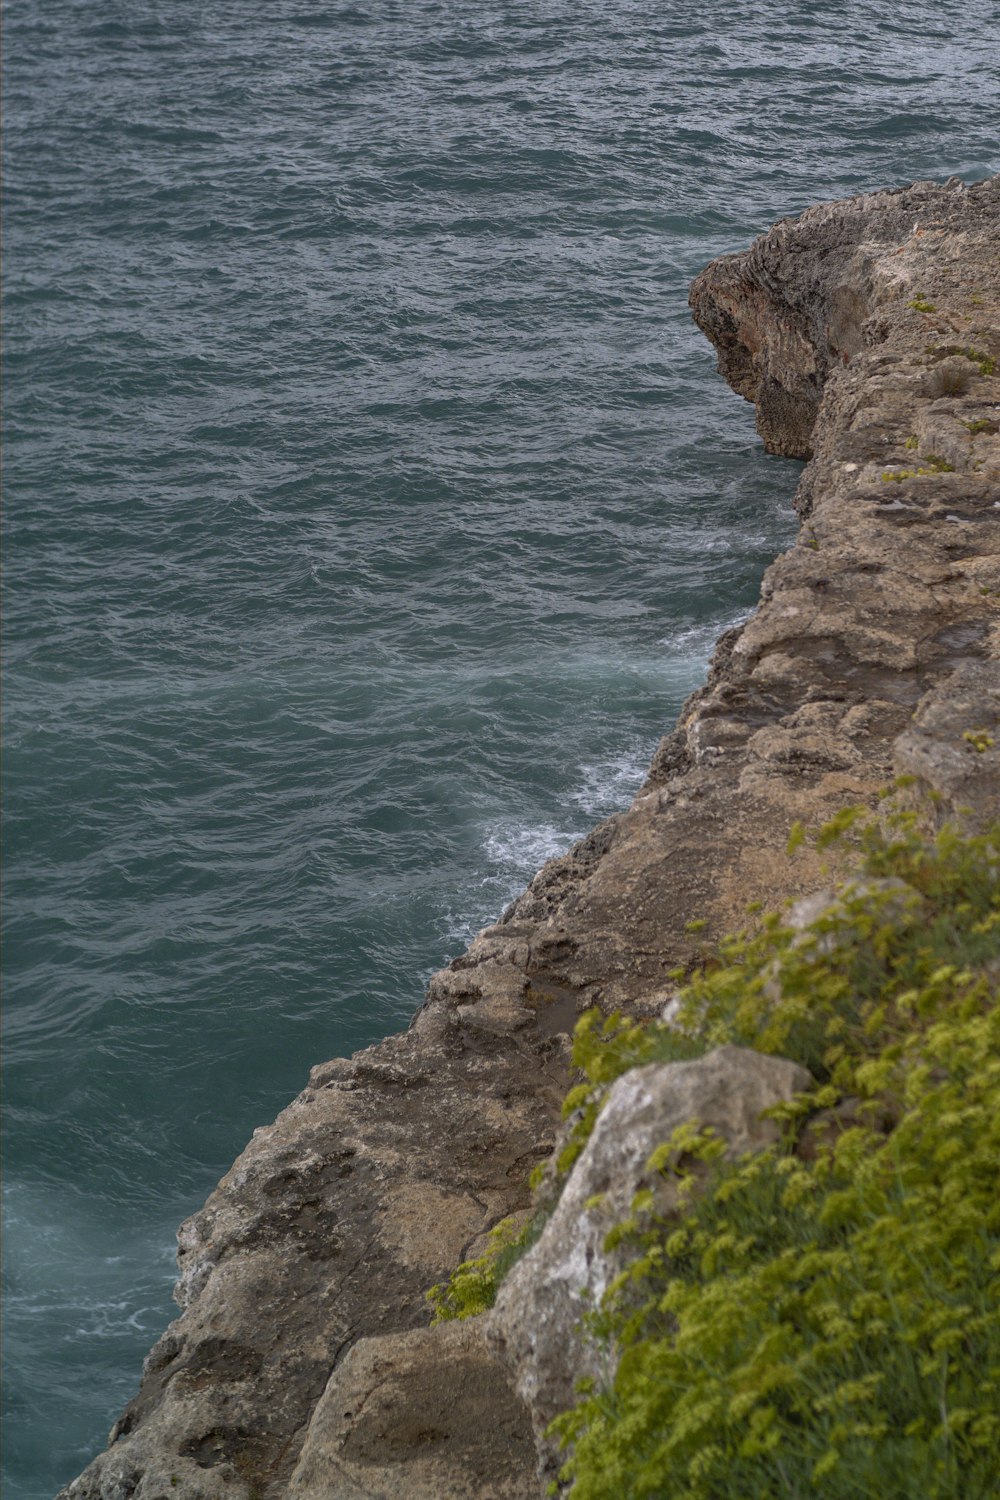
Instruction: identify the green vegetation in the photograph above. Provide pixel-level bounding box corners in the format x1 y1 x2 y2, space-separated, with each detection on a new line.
427 1211 546 1322
883 453 955 481
907 296 937 313
964 347 996 377
549 808 1000 1499
926 344 997 378
962 418 996 436
904 434 919 450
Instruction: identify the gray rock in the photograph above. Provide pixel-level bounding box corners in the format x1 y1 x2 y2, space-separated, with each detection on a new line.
58 1004 568 1500
894 662 1000 827
286 1319 538 1500
690 175 1000 462
488 1047 812 1477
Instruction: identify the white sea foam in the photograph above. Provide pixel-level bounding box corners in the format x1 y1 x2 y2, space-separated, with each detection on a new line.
569 743 652 819
483 820 582 877
439 819 584 952
658 609 754 661
443 745 657 951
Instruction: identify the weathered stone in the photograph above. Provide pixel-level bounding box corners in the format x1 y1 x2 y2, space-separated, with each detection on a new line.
58 1015 568 1500
286 1320 538 1500
62 177 999 1500
488 1047 812 1477
689 175 1000 463
893 661 1000 827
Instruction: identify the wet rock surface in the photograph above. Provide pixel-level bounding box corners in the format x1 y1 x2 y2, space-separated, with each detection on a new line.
62 177 998 1500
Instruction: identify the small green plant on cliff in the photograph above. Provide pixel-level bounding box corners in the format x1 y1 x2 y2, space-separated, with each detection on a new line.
907 295 937 313
427 1212 546 1322
927 344 996 379
927 364 971 397
964 346 996 376
962 417 997 436
904 433 919 449
555 1009 677 1179
882 453 955 481
548 808 1000 1500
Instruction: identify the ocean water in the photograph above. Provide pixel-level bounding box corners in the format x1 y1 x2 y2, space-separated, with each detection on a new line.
2 1 997 1492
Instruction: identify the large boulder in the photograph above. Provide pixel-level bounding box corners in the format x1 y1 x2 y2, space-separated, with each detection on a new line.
286 1319 538 1500
488 1046 812 1479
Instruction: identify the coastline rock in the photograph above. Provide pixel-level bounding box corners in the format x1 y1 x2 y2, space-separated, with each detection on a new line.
286 1320 538 1500
893 660 1000 826
61 175 999 1500
488 1047 812 1479
689 174 1000 462
60 1008 566 1500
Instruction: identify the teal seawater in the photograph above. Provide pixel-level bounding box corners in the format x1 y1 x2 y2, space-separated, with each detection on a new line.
2 1 997 1492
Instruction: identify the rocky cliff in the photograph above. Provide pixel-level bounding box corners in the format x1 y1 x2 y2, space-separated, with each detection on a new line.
61 175 999 1500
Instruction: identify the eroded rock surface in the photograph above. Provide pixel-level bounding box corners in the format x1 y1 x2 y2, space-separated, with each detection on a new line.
286 1320 539 1500
894 660 1000 825
62 176 999 1500
488 1047 812 1477
60 1008 568 1500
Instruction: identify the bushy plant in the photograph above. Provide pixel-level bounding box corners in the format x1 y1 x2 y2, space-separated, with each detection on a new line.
427 1211 545 1323
550 809 1000 1499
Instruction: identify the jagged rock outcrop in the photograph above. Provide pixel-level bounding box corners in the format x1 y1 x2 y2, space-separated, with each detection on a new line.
61 176 999 1500
688 173 998 462
60 1011 569 1500
488 1048 813 1478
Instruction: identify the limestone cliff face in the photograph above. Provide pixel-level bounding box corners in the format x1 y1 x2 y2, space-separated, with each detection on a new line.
61 177 999 1500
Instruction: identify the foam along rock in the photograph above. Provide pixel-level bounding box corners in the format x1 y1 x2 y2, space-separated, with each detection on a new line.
488 1046 812 1474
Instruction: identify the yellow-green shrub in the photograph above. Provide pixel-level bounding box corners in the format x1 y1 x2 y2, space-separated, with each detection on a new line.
427 1211 545 1323
551 810 1000 1498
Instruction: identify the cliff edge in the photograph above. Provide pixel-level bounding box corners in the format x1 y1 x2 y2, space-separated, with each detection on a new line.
61 176 999 1500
